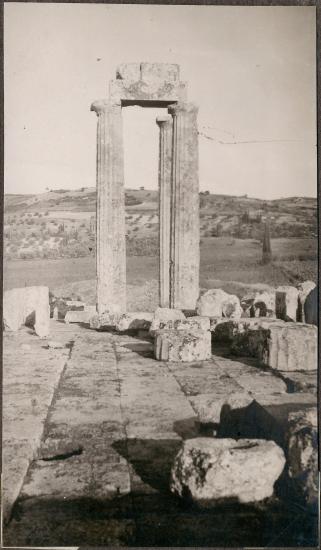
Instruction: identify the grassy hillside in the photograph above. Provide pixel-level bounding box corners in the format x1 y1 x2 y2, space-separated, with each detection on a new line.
3 187 317 261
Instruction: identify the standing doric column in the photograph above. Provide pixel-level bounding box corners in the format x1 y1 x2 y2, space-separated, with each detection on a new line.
168 102 200 310
156 116 173 308
91 100 126 314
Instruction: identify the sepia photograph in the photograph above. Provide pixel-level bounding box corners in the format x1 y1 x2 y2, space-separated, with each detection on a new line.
2 2 319 547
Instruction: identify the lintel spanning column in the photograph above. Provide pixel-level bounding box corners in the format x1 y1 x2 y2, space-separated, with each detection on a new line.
156 116 173 308
168 102 200 310
91 100 126 314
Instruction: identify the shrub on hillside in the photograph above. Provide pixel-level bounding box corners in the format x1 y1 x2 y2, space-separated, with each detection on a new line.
126 235 158 256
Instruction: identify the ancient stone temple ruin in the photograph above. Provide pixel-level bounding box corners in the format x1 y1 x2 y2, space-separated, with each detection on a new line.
91 63 199 313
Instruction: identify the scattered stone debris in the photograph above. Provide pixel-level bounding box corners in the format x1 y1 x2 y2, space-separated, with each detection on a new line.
46 341 65 349
196 289 242 318
170 437 285 505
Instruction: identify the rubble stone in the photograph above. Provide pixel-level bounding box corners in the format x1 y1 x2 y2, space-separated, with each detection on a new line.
196 290 242 319
89 312 118 330
297 281 316 322
3 286 50 337
150 307 186 335
287 407 318 505
170 438 285 505
64 310 94 324
154 329 211 362
275 285 299 321
115 312 153 332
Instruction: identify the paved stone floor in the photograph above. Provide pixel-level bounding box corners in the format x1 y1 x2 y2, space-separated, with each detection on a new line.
3 320 318 547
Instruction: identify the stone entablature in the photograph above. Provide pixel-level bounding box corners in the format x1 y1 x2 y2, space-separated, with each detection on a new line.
92 63 199 313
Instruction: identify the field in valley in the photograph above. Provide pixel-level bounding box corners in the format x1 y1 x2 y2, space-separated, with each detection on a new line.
4 187 317 310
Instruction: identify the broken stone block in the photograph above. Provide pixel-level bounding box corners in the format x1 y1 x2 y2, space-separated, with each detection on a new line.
170 438 285 505
262 323 317 371
154 329 211 362
275 285 299 321
115 312 153 332
287 407 318 505
190 390 254 424
157 316 210 332
150 307 186 335
304 286 317 326
65 300 85 309
222 294 243 319
140 62 179 82
297 281 316 322
3 286 50 337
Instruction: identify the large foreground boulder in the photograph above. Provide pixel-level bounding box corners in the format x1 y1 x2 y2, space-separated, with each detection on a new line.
154 329 211 362
170 438 285 505
3 286 50 337
196 290 242 319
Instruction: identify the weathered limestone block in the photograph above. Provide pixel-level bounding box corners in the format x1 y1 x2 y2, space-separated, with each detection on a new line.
287 407 318 505
222 294 243 319
141 62 180 82
65 300 85 309
3 286 50 337
150 307 186 335
275 285 299 321
115 312 153 332
170 438 285 505
262 323 317 371
297 281 316 322
212 317 284 347
157 316 210 332
116 63 141 81
304 286 317 326
154 330 211 362
190 390 254 424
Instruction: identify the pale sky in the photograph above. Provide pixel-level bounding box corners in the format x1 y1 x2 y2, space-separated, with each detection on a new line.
4 3 317 199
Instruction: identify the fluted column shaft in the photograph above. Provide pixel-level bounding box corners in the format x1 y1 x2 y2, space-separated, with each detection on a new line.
91 100 126 313
156 116 173 308
168 102 200 310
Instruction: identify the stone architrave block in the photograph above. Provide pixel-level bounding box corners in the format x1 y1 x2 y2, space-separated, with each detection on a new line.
154 329 211 362
275 285 299 322
3 286 50 337
116 63 141 81
150 307 186 335
297 281 316 322
64 308 95 324
140 62 180 82
170 438 285 505
287 407 318 505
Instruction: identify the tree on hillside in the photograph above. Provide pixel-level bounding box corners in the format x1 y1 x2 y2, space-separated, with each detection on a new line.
262 217 272 264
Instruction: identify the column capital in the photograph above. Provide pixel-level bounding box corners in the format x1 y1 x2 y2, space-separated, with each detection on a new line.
156 115 172 127
91 100 109 115
168 101 198 117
